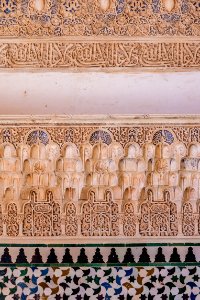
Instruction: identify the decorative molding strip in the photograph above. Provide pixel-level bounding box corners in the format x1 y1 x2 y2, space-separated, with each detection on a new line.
0 40 199 70
0 244 199 264
1 114 200 125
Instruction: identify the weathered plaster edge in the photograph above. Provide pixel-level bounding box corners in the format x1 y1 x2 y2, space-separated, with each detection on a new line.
0 114 200 125
0 236 200 244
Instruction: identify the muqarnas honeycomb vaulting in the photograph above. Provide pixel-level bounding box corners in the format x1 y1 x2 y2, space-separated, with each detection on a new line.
0 122 200 239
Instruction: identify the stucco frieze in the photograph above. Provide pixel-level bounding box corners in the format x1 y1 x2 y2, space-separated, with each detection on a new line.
0 0 198 69
0 117 199 241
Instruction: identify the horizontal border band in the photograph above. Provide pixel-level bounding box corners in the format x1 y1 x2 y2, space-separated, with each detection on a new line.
0 114 200 125
0 243 199 247
0 40 199 70
0 262 199 267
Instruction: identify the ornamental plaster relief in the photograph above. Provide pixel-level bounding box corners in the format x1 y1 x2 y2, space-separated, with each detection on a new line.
0 120 200 241
0 0 198 37
0 0 198 69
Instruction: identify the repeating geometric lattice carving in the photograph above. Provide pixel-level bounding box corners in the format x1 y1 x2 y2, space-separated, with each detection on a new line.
6 203 19 236
140 189 178 236
65 202 77 236
23 191 61 236
123 202 136 236
81 189 119 236
182 202 195 236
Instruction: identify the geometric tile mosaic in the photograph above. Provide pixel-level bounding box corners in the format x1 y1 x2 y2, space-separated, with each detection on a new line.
0 266 200 299
0 243 199 299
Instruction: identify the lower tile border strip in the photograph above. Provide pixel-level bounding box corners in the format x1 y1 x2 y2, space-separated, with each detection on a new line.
0 262 200 267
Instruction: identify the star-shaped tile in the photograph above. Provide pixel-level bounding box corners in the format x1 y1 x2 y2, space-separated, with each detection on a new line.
24 276 30 283
3 276 9 283
150 275 157 282
76 295 82 300
108 276 114 283
140 295 147 300
193 274 199 282
45 276 51 283
33 295 40 300
129 276 135 283
55 295 62 300
172 275 178 282
97 295 104 300
13 295 20 300
161 295 168 300
86 276 93 283
182 295 189 300
65 276 72 283
118 296 125 300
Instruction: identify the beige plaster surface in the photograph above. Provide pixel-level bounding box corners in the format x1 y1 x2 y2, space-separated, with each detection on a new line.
0 71 199 115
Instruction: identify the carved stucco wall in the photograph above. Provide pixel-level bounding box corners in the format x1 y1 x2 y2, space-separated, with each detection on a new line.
0 116 200 242
0 0 199 70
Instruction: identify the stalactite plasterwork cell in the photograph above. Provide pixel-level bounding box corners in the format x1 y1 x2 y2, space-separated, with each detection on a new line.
1 122 200 240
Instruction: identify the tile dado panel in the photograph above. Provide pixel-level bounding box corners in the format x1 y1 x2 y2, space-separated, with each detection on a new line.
0 244 198 299
1 265 200 299
0 117 200 242
0 0 199 69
